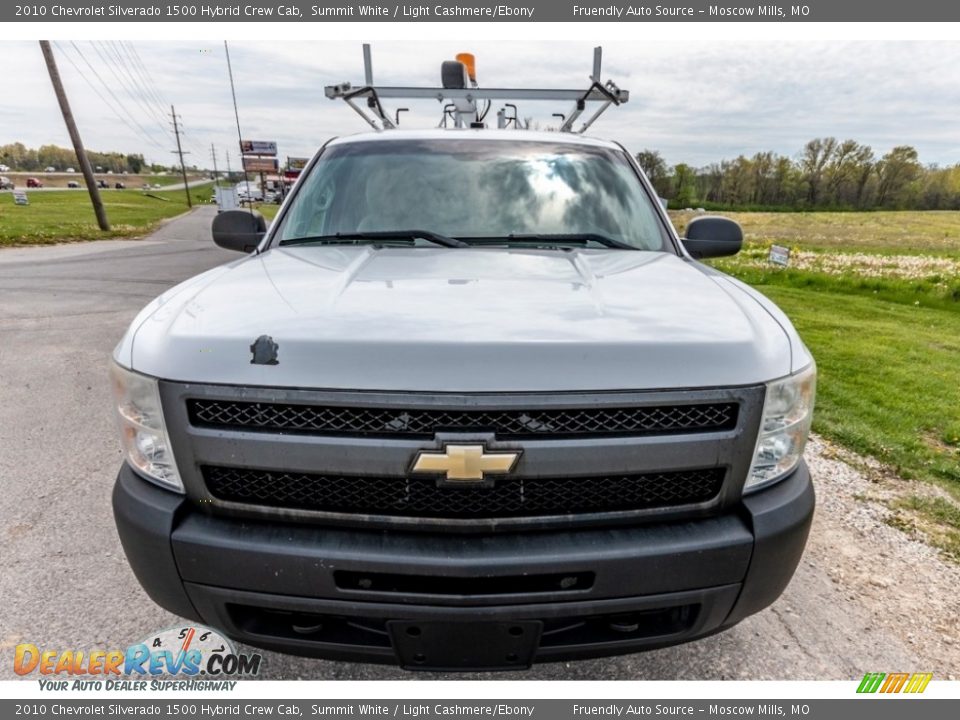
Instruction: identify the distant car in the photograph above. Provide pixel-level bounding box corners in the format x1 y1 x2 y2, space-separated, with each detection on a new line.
97 180 109 189
26 177 43 188
0 176 14 190
66 168 76 173
115 182 125 190
152 183 162 190
67 180 80 189
0 164 10 173
44 166 56 173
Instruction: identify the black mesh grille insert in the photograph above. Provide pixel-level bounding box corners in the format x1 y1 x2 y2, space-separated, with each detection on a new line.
188 400 738 439
202 466 725 518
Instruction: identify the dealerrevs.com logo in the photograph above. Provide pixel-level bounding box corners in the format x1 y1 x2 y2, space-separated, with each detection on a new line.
14 626 261 690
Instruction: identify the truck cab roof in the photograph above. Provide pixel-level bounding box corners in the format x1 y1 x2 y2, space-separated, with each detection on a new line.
325 128 624 151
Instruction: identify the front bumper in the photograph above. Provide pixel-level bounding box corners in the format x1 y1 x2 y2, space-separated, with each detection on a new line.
113 460 814 669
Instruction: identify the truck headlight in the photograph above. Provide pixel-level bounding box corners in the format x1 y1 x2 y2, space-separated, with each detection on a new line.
109 362 183 492
746 363 816 492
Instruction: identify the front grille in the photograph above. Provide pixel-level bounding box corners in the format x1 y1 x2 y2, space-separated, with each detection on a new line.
188 400 738 439
202 466 725 519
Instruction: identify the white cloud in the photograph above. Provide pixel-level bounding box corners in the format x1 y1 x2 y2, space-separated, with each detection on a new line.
2 40 958 167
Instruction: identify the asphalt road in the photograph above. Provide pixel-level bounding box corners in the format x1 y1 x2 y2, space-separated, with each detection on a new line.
2 207 957 681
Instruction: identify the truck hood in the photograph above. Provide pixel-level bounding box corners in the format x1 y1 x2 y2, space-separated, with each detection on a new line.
123 246 795 392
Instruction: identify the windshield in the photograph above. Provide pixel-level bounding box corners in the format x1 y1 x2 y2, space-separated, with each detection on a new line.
274 139 671 251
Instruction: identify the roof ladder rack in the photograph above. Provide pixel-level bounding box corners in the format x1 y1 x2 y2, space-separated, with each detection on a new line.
324 45 630 134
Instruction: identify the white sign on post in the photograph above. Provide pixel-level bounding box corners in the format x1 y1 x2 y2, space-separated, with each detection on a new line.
769 245 791 266
214 185 238 211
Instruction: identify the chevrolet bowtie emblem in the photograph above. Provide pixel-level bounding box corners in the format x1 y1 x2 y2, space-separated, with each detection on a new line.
411 444 521 482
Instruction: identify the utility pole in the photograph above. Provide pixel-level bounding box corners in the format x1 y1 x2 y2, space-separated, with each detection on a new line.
169 105 192 208
210 144 219 183
209 144 221 209
39 41 110 231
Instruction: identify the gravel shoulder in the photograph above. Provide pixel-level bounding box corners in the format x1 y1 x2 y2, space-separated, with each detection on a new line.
771 435 960 680
1 210 958 680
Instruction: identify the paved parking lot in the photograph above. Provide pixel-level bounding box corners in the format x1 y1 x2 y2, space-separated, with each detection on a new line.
2 207 958 680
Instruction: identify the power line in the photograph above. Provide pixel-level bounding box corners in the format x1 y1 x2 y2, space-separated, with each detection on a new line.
117 41 170 115
124 42 172 113
127 42 214 166
89 40 172 145
170 105 192 208
113 41 179 143
103 40 172 133
169 114 205 161
123 41 214 170
55 41 215 174
88 40 169 142
53 42 166 155
64 41 168 153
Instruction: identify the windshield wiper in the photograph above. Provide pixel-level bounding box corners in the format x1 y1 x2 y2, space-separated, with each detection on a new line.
460 233 638 251
508 233 639 250
278 230 468 248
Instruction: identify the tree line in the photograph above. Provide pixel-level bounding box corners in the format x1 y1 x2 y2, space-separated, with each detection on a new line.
0 143 151 174
637 139 960 210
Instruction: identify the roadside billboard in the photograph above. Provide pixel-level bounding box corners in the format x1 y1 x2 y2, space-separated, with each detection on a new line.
242 156 279 172
240 140 278 155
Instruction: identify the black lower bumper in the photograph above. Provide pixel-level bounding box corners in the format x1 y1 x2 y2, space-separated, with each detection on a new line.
113 461 813 669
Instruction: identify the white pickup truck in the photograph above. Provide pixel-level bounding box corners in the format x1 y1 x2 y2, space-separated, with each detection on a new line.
110 52 815 672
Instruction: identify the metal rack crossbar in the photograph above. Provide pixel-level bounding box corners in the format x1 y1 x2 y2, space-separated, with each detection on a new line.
324 45 630 134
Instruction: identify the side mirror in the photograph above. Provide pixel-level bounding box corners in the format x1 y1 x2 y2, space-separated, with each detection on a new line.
212 210 267 253
681 216 743 259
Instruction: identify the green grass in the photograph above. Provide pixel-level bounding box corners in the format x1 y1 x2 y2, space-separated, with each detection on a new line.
892 496 960 561
672 209 960 256
700 210 960 557
0 186 213 245
258 204 280 221
717 260 960 313
749 284 960 490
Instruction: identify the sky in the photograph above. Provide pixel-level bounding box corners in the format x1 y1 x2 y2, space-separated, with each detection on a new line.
2 40 959 169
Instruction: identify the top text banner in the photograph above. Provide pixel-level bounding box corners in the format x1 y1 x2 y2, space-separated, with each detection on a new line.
7 1 960 23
